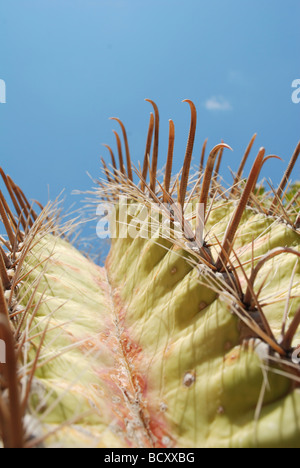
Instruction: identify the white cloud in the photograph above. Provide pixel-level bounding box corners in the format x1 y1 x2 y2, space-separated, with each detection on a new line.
205 96 232 111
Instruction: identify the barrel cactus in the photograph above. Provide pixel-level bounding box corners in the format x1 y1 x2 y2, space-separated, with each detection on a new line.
0 100 299 448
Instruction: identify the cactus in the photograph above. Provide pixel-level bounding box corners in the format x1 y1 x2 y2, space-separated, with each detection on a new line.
0 100 299 448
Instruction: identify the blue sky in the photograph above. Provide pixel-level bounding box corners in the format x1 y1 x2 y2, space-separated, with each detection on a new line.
0 0 299 240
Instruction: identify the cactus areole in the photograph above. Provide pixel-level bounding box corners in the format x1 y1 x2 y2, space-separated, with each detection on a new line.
0 100 299 448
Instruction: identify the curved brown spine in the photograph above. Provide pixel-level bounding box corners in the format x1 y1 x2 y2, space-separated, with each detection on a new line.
179 100 197 208
110 117 133 181
145 99 159 194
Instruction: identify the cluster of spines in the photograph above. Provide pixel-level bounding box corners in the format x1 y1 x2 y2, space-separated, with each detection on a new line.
101 99 299 224
99 99 300 375
0 166 94 448
0 171 61 448
0 99 299 447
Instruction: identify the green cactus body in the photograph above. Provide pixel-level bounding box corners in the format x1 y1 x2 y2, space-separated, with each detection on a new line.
106 206 300 448
0 100 299 448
